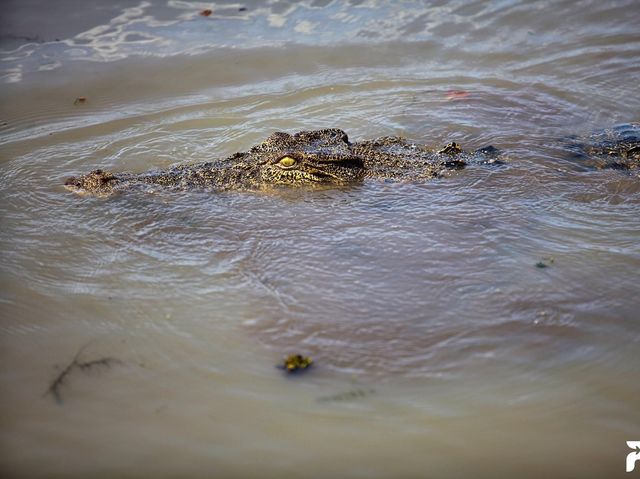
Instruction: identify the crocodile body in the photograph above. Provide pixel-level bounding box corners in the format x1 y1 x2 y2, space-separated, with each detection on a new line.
63 129 496 196
562 123 640 171
64 125 639 196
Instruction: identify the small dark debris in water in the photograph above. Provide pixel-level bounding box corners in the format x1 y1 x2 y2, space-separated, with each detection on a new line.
318 387 376 403
73 97 87 105
535 256 555 269
43 343 120 405
200 9 213 17
239 7 247 12
278 354 313 373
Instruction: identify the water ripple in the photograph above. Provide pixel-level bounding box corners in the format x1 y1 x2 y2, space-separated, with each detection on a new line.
1 0 639 379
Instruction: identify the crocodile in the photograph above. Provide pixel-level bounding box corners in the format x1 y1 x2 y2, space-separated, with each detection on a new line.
63 128 498 196
562 123 640 171
64 125 639 196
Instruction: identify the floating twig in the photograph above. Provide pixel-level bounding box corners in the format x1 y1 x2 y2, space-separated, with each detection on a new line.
44 343 120 405
318 387 376 403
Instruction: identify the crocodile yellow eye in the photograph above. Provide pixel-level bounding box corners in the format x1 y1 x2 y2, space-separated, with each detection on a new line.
278 156 297 167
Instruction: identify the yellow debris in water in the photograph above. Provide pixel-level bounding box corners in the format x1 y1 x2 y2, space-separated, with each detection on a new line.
281 354 313 373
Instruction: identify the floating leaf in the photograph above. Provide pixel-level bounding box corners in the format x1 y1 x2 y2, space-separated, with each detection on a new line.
279 354 313 373
446 90 470 101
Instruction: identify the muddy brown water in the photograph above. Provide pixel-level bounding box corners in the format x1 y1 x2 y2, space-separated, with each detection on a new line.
1 1 639 477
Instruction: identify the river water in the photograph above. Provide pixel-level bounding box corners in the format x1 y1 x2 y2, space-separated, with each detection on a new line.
1 1 639 477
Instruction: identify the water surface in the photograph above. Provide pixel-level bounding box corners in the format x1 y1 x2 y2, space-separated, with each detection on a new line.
1 1 639 477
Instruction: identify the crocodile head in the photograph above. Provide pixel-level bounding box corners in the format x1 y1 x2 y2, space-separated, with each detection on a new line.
64 169 118 196
63 129 367 195
251 129 365 186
